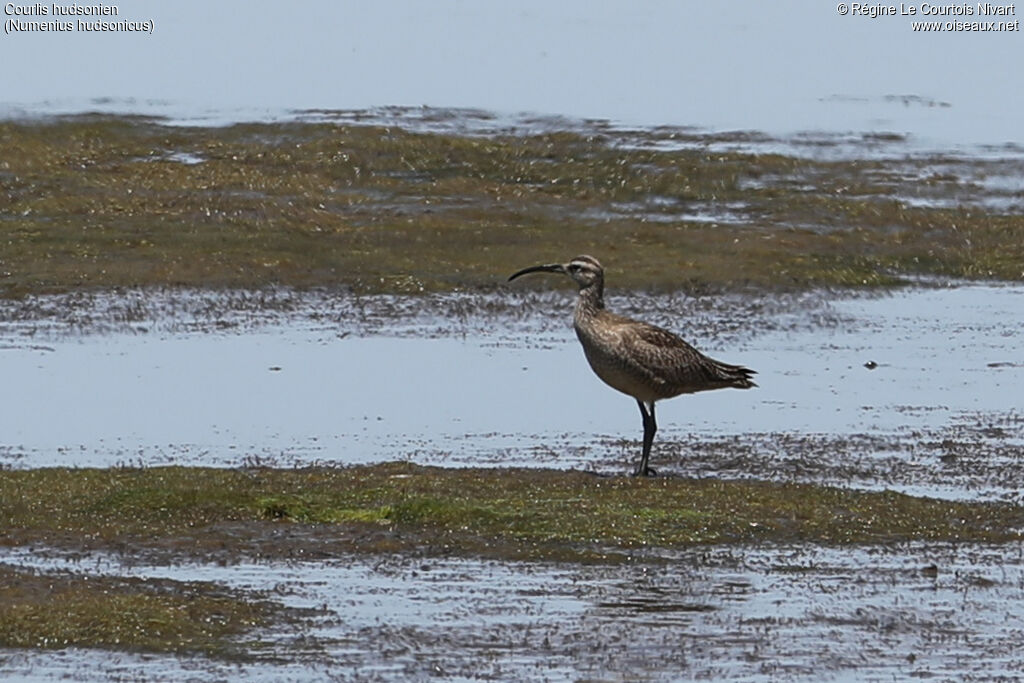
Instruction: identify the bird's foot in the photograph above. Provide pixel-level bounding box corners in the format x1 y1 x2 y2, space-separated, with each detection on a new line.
631 465 657 477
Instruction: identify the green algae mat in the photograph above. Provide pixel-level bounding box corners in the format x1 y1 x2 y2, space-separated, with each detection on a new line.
4 464 1022 556
3 462 1023 655
2 115 1021 297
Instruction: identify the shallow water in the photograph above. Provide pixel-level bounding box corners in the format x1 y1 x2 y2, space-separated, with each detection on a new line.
1 283 1020 499
2 283 1023 681
4 541 1024 681
4 2 1022 153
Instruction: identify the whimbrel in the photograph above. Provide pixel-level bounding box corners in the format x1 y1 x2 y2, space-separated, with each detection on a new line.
509 255 757 476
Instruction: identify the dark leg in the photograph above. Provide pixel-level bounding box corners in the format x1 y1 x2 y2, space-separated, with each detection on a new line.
633 400 657 477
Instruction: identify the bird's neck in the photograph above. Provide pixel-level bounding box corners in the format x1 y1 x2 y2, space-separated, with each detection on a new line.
575 282 605 316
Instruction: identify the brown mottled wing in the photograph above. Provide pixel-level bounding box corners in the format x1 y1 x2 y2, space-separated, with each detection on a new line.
621 320 757 396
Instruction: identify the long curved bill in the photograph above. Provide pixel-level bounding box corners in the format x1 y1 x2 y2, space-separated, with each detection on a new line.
507 263 566 282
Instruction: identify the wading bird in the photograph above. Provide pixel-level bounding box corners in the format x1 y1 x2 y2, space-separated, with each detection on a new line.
508 255 757 476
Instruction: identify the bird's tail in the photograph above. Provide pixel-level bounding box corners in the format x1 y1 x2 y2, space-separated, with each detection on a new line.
712 360 758 389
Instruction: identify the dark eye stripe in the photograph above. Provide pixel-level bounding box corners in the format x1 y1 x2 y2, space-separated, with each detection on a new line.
570 255 602 270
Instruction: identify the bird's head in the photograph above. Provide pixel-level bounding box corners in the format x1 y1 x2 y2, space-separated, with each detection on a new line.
508 255 604 290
